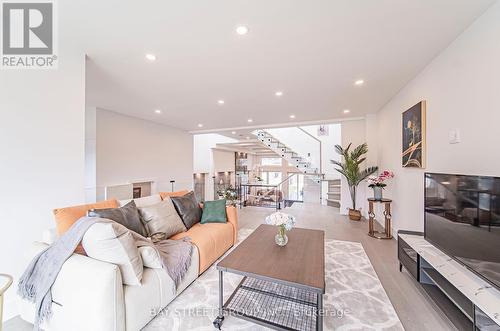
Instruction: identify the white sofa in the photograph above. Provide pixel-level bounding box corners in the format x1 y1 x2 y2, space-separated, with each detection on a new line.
18 232 200 331
17 192 238 330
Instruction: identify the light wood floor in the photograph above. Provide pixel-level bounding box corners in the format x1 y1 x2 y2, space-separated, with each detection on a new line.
4 203 455 330
238 203 456 331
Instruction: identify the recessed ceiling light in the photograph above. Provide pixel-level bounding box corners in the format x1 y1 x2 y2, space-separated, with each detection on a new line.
154 109 162 114
197 124 203 128
343 109 350 114
247 119 253 123
236 25 249 35
218 100 225 105
145 54 156 61
289 115 296 119
246 136 250 140
231 131 236 135
275 91 283 96
354 79 364 86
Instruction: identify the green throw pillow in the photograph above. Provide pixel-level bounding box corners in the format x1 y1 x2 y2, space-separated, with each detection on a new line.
201 199 227 224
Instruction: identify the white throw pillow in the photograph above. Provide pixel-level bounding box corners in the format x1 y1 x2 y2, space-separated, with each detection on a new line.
138 198 186 237
138 246 163 269
119 194 162 208
82 219 143 286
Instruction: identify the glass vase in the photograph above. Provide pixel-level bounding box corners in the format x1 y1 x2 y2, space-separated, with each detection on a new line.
275 226 288 247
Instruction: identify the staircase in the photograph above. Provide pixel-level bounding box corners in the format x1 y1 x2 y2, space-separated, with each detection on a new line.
255 130 323 182
326 179 341 208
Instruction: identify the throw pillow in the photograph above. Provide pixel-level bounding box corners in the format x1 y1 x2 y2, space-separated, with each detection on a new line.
53 199 119 236
138 198 187 237
138 246 163 269
201 199 227 224
119 194 162 208
159 190 189 200
88 200 148 238
171 191 202 229
82 219 143 286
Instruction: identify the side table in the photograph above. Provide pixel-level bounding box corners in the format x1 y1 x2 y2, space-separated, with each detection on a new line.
368 198 393 239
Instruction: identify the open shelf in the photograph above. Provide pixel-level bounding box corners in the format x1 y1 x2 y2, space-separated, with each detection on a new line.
421 266 474 320
421 283 473 330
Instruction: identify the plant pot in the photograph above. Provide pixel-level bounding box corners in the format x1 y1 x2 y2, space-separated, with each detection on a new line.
373 186 383 201
348 208 362 221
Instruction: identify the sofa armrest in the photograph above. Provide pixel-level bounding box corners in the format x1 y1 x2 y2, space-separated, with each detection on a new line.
19 242 125 331
226 206 238 244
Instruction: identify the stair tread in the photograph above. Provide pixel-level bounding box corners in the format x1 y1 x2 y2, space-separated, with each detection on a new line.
326 198 341 202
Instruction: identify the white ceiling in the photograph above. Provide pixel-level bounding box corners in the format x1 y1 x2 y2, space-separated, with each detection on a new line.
78 0 495 132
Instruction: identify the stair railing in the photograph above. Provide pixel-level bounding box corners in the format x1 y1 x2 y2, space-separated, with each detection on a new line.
239 173 307 210
297 127 322 176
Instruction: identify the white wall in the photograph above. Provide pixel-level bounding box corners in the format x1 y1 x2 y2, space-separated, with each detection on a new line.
213 149 235 173
85 106 97 202
376 1 500 233
0 51 86 320
193 134 237 174
94 109 194 197
339 119 372 215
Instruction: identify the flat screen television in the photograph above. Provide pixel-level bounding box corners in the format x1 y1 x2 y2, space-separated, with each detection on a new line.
425 173 500 290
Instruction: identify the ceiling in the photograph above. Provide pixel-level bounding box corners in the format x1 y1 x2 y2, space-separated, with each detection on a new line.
76 0 495 133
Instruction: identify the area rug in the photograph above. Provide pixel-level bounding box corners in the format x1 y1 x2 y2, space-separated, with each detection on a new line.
144 229 403 331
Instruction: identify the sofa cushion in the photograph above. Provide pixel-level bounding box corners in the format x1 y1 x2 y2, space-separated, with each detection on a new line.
119 194 162 208
201 199 227 224
88 200 148 237
138 198 186 237
54 199 119 236
170 222 234 273
138 246 162 269
82 219 143 286
159 190 189 200
171 191 202 230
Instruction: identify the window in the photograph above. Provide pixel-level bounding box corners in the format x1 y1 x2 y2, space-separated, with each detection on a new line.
261 157 282 166
261 171 282 185
288 173 304 201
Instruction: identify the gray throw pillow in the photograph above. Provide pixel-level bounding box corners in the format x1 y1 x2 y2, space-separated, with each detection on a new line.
138 198 187 237
171 191 202 229
88 200 147 237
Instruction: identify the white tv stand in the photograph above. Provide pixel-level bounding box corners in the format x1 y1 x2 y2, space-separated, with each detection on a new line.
398 232 500 330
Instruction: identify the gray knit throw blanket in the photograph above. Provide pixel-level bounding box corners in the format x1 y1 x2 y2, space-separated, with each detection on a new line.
18 216 193 330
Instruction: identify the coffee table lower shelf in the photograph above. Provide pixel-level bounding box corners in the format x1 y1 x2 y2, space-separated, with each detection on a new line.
213 275 322 331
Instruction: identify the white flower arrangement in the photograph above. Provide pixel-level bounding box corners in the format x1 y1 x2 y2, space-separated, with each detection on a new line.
265 212 296 231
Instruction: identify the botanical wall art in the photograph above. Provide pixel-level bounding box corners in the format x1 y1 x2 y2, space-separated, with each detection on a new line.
402 101 426 168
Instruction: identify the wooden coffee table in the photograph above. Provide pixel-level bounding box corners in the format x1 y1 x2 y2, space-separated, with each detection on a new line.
213 224 325 331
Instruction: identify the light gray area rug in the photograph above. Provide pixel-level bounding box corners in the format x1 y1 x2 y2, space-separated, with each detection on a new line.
144 229 403 331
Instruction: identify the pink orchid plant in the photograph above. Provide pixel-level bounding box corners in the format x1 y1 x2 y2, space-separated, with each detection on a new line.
368 170 394 189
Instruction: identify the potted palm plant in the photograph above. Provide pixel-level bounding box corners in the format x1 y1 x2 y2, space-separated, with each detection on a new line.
331 143 378 221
